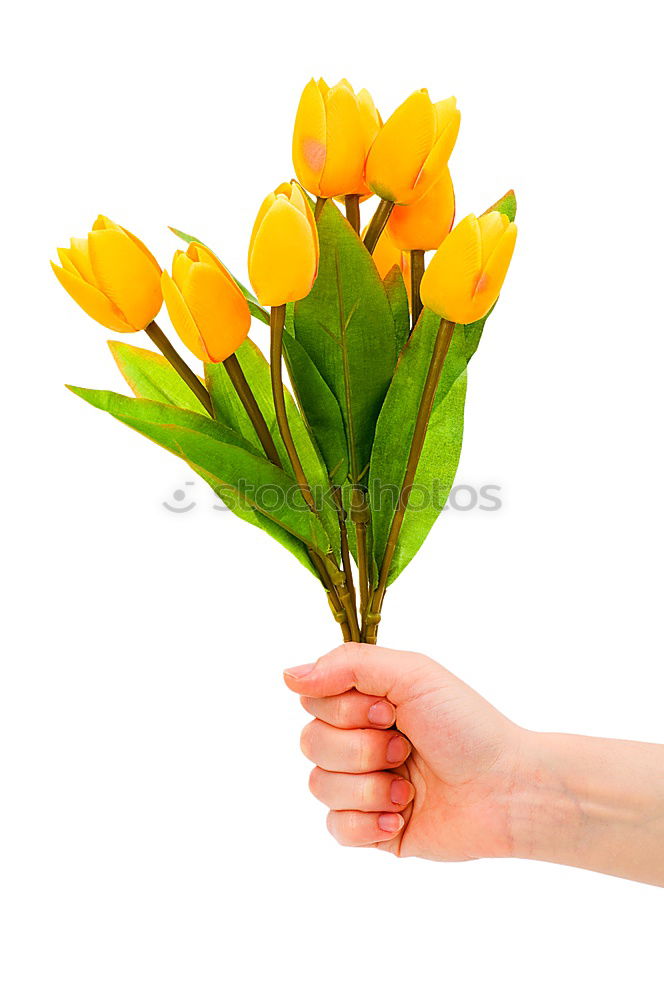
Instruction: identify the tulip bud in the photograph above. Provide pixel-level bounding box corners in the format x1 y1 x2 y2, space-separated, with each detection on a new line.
420 212 517 324
365 91 460 206
387 167 455 251
293 78 381 199
51 215 162 332
248 182 319 307
161 243 251 363
367 224 411 290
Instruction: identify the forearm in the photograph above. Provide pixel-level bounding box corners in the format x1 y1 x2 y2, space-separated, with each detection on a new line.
510 731 664 886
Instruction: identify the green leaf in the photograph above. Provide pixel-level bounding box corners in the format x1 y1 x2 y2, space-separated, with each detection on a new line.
67 387 322 575
282 332 348 485
486 189 517 222
384 265 411 356
169 226 269 325
293 200 396 485
109 341 208 414
205 338 340 558
368 311 473 579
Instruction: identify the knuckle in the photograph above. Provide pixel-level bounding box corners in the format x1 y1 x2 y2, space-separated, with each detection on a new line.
358 774 373 810
299 721 316 760
356 731 372 772
308 767 323 799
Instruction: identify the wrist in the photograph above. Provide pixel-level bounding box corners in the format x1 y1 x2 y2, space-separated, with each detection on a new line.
507 729 664 884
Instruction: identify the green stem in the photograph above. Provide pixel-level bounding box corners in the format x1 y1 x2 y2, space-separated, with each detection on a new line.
223 353 282 467
345 194 361 234
145 321 213 417
269 305 316 510
363 198 395 255
410 249 425 329
364 317 456 644
270 305 360 642
351 486 370 625
332 487 360 635
315 197 327 221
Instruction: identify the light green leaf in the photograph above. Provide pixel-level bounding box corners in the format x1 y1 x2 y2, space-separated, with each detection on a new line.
109 341 208 414
293 200 396 485
67 387 321 575
384 265 411 356
169 226 269 325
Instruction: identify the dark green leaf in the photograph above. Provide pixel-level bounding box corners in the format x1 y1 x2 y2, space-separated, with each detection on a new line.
384 265 411 356
293 200 396 485
282 332 348 486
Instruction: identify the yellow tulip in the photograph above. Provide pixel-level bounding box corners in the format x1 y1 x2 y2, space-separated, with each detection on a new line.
161 243 251 363
248 182 319 307
420 212 517 324
51 215 162 332
292 78 381 199
365 91 460 206
388 166 455 251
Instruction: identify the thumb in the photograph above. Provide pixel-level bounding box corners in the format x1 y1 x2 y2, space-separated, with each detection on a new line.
283 642 444 706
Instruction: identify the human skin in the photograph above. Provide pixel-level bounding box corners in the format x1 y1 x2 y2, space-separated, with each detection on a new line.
283 644 664 887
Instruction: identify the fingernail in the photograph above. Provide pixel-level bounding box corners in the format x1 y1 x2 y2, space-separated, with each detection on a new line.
367 701 395 727
390 778 412 806
378 813 404 834
284 663 315 679
386 734 409 763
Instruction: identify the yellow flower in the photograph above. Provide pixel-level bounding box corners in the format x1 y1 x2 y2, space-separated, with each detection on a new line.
248 182 319 307
420 212 517 324
365 91 460 206
161 243 251 363
292 78 381 199
51 215 162 332
388 167 455 251
365 224 411 301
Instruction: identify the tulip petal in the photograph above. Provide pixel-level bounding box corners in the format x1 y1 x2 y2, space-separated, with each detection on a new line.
369 225 403 280
120 226 161 274
292 78 327 197
51 262 135 332
319 80 366 196
412 107 460 203
388 166 455 251
357 88 382 150
172 248 196 289
249 198 318 307
180 262 250 363
478 211 510 267
65 239 98 285
161 271 208 361
365 89 435 204
88 228 162 329
249 192 277 259
473 222 517 318
420 214 482 323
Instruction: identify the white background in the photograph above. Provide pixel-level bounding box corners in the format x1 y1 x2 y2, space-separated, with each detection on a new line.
2 0 663 996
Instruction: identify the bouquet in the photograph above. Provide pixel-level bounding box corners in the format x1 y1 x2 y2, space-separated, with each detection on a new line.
52 81 517 644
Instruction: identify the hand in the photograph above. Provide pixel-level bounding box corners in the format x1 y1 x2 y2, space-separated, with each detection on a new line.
283 643 524 860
